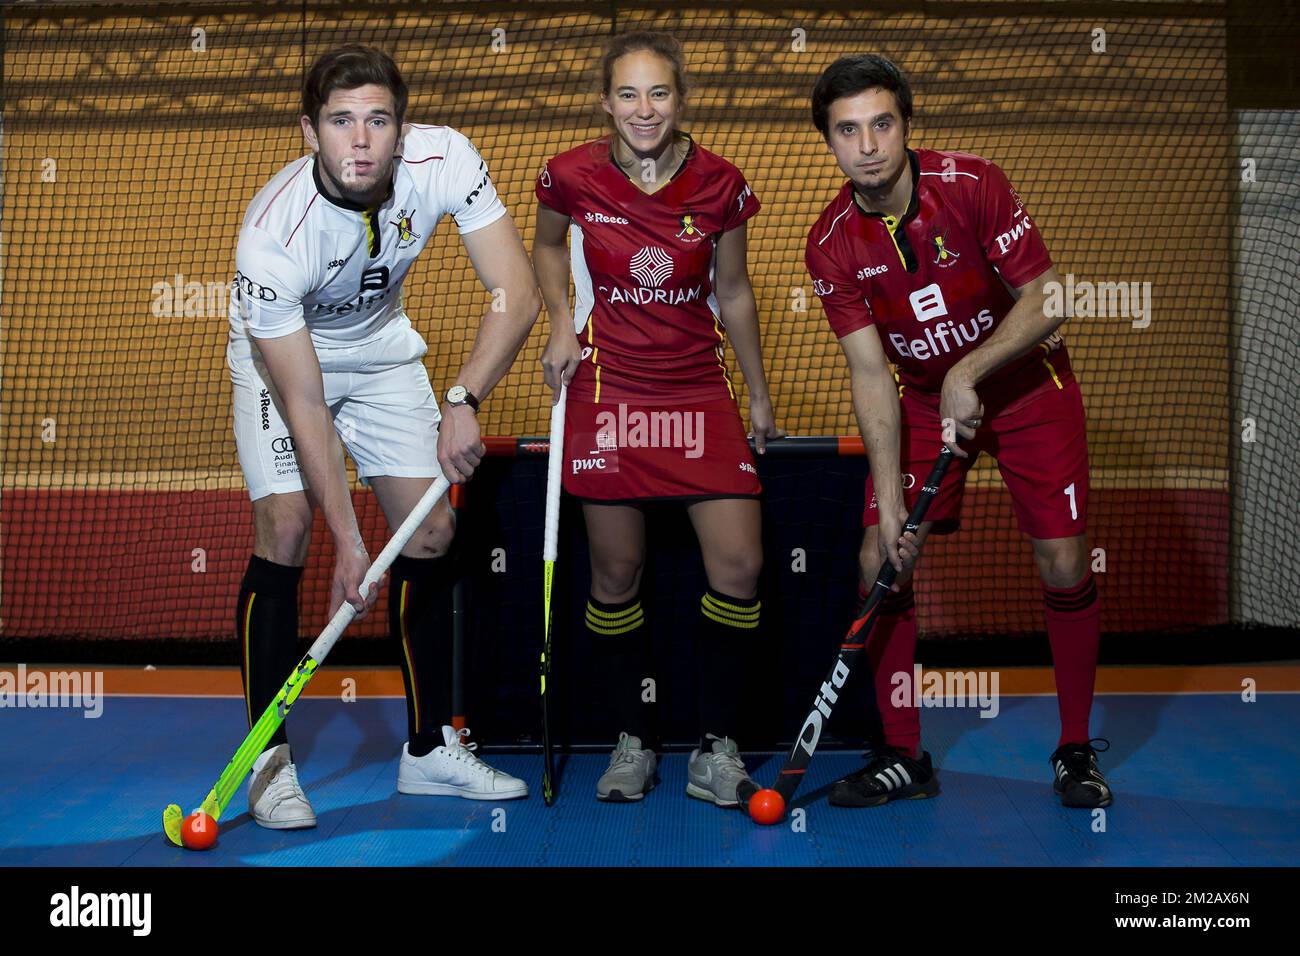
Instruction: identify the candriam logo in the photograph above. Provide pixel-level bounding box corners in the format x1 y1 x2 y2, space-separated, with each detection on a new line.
630 246 673 287
603 247 702 306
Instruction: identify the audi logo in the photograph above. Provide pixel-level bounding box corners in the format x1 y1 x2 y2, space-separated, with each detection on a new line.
901 473 916 489
271 436 295 453
812 278 834 296
233 271 278 301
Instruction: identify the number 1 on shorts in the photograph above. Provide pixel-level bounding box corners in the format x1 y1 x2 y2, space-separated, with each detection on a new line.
1064 482 1078 521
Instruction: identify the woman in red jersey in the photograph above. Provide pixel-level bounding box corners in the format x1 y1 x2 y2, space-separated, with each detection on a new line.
533 31 782 807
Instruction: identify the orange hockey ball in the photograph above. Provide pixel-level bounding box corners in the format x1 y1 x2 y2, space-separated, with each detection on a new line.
748 788 785 825
181 810 218 850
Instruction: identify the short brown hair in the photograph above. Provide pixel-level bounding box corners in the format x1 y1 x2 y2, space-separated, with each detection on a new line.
811 54 912 140
598 31 689 130
302 45 408 128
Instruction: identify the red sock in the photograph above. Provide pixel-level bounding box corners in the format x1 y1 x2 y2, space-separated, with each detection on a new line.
1044 571 1101 747
865 581 921 759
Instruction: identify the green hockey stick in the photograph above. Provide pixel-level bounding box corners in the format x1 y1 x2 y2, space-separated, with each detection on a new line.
163 475 452 846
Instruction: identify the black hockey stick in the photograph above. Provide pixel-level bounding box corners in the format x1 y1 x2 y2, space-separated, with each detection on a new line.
739 445 955 820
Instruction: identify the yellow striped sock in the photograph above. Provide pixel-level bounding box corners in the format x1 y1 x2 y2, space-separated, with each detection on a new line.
701 591 760 629
586 599 645 636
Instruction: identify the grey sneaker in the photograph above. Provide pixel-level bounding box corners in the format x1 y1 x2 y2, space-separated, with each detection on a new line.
686 734 754 807
596 732 658 802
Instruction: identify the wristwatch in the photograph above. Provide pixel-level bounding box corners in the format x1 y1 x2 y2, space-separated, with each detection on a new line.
445 384 480 412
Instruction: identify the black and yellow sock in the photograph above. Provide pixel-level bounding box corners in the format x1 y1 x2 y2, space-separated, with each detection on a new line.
586 595 653 744
237 555 303 753
697 588 760 749
390 553 455 758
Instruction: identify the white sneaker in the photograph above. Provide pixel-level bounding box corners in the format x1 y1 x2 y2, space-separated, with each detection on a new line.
397 726 528 800
248 743 317 830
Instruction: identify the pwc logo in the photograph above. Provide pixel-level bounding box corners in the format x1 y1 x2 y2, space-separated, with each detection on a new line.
995 215 1035 255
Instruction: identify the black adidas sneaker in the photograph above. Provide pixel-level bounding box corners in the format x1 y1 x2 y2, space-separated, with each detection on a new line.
829 747 939 807
1050 739 1113 808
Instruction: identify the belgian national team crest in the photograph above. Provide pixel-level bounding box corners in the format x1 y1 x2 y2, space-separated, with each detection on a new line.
391 208 422 250
676 212 705 244
931 229 960 267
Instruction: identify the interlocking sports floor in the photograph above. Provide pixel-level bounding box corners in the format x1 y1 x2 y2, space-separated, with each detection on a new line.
1 667 1295 867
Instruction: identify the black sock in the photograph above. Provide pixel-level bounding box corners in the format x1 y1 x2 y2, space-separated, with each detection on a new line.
237 555 304 753
697 588 759 746
390 553 455 758
586 596 653 745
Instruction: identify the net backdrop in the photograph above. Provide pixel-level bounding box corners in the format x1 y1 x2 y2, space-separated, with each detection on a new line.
3 0 1296 647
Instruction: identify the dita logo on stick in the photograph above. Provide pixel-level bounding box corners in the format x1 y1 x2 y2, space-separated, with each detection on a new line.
796 658 851 757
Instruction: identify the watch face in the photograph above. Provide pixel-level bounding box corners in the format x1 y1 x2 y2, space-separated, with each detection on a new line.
447 385 467 404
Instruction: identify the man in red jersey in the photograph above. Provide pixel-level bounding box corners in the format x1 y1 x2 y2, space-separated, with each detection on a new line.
805 54 1110 810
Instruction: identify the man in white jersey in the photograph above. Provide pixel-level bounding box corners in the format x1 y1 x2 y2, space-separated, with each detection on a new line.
227 46 540 828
